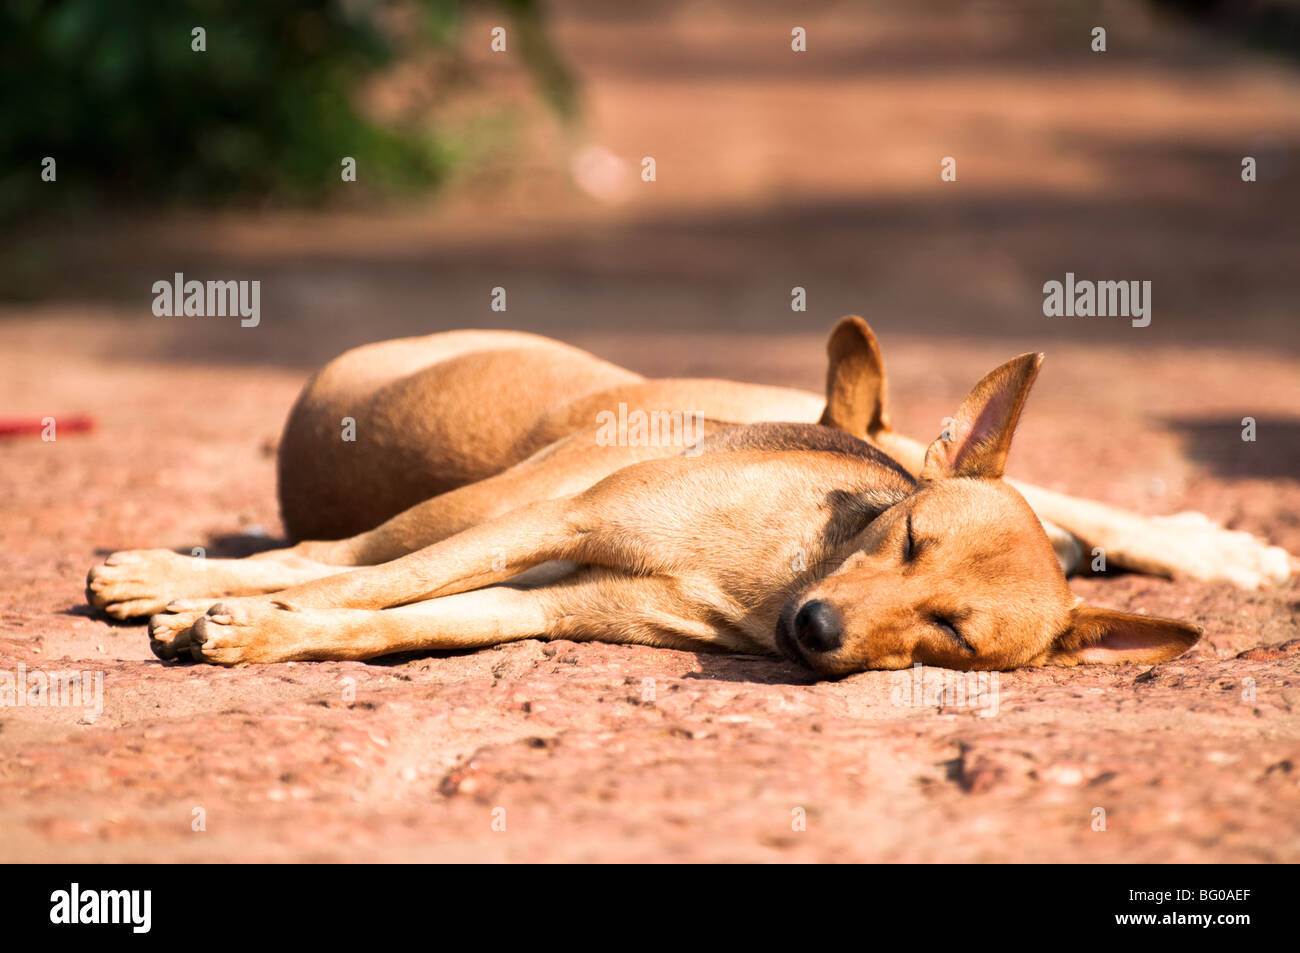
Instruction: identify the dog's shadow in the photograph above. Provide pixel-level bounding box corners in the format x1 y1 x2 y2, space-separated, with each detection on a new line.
1164 414 1300 481
88 531 290 563
361 645 820 686
680 652 823 686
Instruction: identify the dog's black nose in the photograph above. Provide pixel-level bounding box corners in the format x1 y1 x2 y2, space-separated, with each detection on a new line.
793 600 843 653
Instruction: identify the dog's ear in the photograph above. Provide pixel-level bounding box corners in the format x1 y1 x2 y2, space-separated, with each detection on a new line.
920 352 1042 481
818 315 890 438
1042 605 1201 666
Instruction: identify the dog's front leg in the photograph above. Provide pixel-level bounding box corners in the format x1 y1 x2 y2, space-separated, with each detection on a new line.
271 496 582 609
148 495 585 657
185 566 750 666
160 451 834 664
86 548 350 620
91 426 669 621
186 583 555 665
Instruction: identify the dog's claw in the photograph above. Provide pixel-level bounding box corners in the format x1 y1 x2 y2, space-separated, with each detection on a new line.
147 600 213 660
189 602 255 666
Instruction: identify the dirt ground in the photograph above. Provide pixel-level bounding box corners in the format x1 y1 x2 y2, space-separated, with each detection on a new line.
1 1 1298 861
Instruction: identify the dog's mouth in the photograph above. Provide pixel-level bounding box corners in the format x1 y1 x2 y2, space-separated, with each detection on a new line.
774 603 809 668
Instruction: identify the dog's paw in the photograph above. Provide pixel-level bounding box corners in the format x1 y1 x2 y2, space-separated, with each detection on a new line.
189 599 300 666
1147 513 1293 589
87 549 201 620
147 600 214 660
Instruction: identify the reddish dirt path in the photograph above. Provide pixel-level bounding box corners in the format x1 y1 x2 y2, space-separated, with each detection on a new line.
1 1 1298 861
1 322 1297 862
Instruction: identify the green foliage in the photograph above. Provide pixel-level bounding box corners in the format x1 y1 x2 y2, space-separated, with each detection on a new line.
0 0 574 215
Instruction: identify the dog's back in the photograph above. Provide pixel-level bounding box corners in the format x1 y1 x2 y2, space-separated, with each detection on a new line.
277 330 825 540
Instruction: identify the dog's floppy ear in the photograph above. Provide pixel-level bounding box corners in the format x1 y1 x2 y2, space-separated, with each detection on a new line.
818 315 890 438
1042 605 1201 666
920 352 1042 481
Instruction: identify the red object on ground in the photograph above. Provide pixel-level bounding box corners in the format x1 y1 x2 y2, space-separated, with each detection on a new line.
0 415 96 438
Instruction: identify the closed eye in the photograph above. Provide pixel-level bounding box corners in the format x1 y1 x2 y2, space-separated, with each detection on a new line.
934 616 975 655
903 513 933 563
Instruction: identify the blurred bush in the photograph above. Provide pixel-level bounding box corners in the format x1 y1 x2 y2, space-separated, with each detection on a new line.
0 0 574 216
1148 0 1300 59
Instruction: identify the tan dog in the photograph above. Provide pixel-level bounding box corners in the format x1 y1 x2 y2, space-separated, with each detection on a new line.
85 318 1290 673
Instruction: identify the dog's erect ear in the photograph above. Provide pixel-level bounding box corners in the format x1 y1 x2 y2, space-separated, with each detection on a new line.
1042 605 1201 666
818 315 890 438
920 352 1043 481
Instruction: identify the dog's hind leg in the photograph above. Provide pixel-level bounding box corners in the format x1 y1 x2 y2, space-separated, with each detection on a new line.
313 423 713 565
1007 481 1294 589
874 427 1289 586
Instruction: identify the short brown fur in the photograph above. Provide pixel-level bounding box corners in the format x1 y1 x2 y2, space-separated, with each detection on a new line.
85 318 1291 674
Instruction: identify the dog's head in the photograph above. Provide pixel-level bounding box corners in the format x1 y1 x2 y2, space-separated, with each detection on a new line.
777 320 1200 675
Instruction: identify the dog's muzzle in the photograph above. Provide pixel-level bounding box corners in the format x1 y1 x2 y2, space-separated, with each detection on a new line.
776 599 844 665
